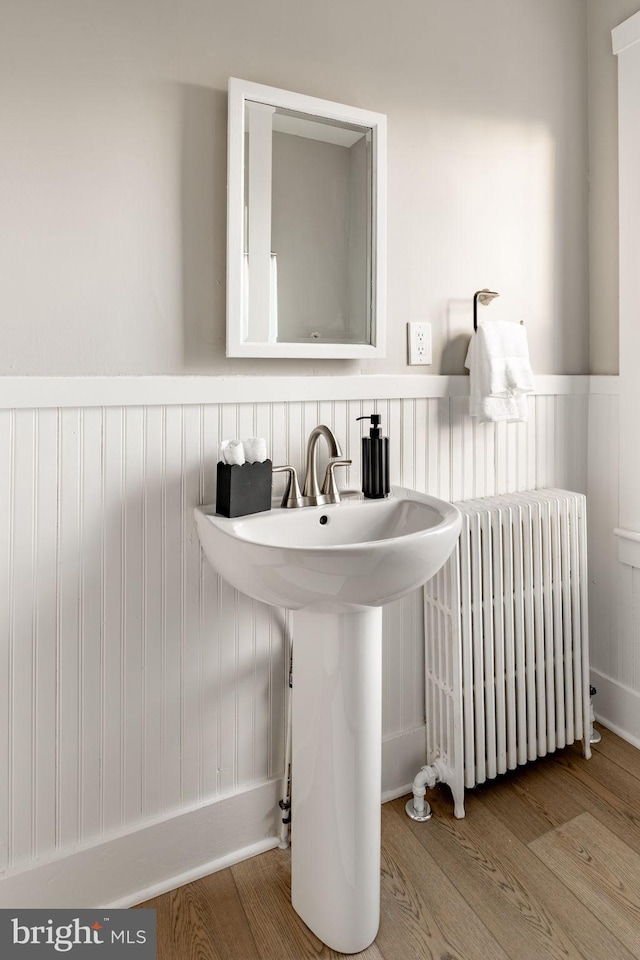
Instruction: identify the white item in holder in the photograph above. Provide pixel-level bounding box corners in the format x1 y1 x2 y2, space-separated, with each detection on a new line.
220 440 246 465
464 320 534 423
244 437 268 463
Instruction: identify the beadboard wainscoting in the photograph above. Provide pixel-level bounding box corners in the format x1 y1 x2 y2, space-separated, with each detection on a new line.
586 381 640 746
0 375 614 907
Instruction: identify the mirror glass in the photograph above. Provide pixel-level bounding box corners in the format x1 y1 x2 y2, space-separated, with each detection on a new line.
227 79 386 359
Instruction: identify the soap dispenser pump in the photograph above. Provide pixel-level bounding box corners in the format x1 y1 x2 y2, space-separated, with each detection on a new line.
356 414 390 499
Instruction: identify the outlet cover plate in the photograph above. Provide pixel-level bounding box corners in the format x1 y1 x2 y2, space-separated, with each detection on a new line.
407 322 432 365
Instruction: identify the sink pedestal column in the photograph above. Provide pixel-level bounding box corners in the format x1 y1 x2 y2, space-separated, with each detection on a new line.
290 607 382 954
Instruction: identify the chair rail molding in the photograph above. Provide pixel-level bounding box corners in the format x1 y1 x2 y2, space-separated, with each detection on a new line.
0 374 604 410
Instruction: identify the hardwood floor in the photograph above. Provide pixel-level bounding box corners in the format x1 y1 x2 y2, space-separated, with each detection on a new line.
137 726 640 959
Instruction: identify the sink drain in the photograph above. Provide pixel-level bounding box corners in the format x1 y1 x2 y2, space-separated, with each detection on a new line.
319 515 329 525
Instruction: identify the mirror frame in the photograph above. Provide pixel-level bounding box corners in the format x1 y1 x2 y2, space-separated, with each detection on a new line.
226 77 387 359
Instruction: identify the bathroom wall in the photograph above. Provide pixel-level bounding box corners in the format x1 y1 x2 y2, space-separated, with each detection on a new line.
589 9 640 746
587 0 640 374
0 376 592 906
586 382 634 740
1 0 628 912
0 0 589 376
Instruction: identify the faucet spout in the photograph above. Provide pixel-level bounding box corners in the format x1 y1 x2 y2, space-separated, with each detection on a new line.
302 425 343 501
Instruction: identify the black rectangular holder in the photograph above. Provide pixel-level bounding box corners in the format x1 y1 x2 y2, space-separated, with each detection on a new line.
215 459 273 518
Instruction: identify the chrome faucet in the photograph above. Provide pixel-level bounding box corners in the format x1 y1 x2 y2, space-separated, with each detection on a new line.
273 425 351 508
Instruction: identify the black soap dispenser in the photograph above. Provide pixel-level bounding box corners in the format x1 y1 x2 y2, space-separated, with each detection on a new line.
356 414 390 499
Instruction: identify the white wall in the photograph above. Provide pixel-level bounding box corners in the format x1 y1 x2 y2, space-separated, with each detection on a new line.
586 383 638 740
616 17 640 540
590 10 640 745
0 0 589 376
587 0 640 374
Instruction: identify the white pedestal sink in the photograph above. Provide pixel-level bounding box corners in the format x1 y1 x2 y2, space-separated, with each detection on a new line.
194 486 461 953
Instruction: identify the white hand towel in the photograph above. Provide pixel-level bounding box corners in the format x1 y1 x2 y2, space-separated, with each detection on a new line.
474 394 529 422
465 320 534 422
220 440 246 465
244 437 268 463
481 321 535 397
465 321 534 423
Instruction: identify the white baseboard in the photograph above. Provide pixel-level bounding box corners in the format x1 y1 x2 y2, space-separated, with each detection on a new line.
0 727 424 909
0 780 281 909
591 669 640 749
381 725 426 802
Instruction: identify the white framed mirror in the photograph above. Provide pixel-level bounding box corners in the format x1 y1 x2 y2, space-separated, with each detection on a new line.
226 78 386 359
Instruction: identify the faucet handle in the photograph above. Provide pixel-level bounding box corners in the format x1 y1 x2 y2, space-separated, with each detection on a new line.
273 464 305 508
321 458 352 502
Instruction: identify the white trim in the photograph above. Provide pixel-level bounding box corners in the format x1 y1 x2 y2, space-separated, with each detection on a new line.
589 375 619 395
594 716 640 753
0 780 280 909
226 78 387 359
612 11 640 55
110 837 279 909
615 527 640 568
614 526 640 543
590 669 640 749
381 725 427 802
0 374 601 410
0 727 438 907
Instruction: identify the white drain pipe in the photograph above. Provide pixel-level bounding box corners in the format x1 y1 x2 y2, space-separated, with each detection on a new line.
278 629 294 848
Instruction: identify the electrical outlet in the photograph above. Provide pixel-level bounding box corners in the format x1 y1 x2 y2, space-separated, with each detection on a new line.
407 322 432 365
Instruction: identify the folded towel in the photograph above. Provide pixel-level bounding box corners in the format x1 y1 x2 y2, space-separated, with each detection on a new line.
244 437 268 463
473 394 529 423
220 440 246 465
465 321 534 423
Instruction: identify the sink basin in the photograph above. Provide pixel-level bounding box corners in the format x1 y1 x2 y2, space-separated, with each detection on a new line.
194 482 461 953
193 484 461 612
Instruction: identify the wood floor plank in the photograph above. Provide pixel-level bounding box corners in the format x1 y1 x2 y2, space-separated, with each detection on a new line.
134 892 175 960
566 737 640 809
136 868 259 960
471 752 586 843
552 746 640 841
593 726 640 782
544 749 640 859
378 804 511 960
530 812 640 958
231 846 384 959
396 788 637 960
458 775 553 843
131 729 640 959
